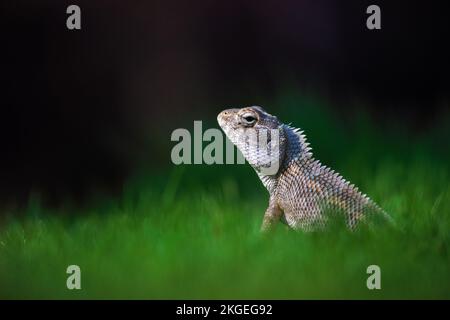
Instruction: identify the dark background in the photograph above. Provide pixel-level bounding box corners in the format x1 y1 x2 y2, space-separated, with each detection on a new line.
1 0 449 205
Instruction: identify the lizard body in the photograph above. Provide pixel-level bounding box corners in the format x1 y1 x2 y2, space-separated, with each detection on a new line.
217 106 391 231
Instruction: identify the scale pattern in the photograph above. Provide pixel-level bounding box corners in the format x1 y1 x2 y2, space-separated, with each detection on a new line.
218 106 391 231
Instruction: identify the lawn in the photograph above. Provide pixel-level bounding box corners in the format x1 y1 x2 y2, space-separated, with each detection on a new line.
1 94 449 299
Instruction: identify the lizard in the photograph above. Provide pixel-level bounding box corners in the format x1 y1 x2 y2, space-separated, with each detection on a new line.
217 106 392 232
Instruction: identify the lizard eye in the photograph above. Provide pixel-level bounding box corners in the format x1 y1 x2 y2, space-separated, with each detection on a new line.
241 113 257 125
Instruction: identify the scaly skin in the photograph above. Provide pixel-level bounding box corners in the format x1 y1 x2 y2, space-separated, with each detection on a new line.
217 106 391 231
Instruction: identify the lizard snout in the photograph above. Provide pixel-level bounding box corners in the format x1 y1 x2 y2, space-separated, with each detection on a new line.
217 112 225 127
217 108 238 128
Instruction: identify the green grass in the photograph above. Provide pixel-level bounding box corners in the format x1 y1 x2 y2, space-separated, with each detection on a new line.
1 93 449 299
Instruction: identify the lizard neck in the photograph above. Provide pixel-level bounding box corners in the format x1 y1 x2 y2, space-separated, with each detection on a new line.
281 124 313 167
256 124 313 194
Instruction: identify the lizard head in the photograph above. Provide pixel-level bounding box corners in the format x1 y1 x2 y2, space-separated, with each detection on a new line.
217 106 286 175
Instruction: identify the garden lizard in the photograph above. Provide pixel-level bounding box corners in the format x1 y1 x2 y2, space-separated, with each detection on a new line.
217 106 392 231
